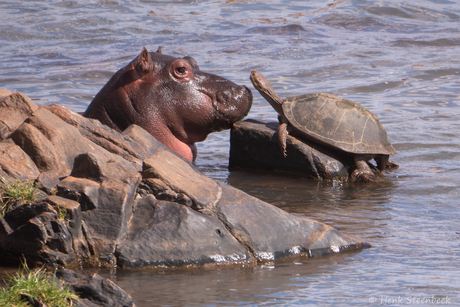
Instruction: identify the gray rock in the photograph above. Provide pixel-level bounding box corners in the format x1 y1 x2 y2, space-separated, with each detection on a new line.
56 269 136 307
216 183 369 260
116 196 250 268
229 119 351 180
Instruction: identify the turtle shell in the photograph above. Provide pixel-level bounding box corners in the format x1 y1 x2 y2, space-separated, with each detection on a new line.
282 93 396 155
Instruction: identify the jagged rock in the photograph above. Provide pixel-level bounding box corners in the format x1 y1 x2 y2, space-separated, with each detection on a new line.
229 119 351 180
138 178 193 207
37 170 62 194
45 195 91 260
0 89 12 99
81 174 141 261
0 91 39 140
142 150 221 212
11 122 67 174
44 104 163 168
57 176 100 211
56 269 136 307
0 140 40 182
0 90 370 271
0 200 76 266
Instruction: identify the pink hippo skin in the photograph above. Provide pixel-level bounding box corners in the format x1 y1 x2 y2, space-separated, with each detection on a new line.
84 47 252 162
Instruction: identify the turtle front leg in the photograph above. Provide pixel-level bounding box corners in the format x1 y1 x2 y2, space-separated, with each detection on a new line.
278 122 289 157
350 155 376 182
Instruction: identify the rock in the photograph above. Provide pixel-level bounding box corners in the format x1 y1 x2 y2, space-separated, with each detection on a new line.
229 119 351 180
116 196 250 268
11 122 67 174
0 140 40 182
57 176 100 211
37 170 62 194
44 104 163 168
0 200 76 266
0 91 38 140
56 269 136 307
0 90 370 271
0 89 12 99
80 173 141 261
142 150 221 212
216 183 369 259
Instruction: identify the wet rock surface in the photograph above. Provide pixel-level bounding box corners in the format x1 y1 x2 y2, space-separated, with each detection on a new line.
0 91 369 270
56 269 136 307
230 119 352 180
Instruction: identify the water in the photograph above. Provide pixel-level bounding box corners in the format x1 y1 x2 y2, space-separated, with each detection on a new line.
1 0 460 306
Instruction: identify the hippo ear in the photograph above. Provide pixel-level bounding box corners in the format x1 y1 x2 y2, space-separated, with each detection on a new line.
136 47 153 73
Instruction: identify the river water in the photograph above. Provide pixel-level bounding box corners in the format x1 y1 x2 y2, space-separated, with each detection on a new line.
1 0 459 306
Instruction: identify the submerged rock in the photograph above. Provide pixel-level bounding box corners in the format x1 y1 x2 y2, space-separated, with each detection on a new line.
56 269 136 307
0 90 369 270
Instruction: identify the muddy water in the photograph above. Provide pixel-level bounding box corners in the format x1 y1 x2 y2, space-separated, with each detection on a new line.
1 0 460 306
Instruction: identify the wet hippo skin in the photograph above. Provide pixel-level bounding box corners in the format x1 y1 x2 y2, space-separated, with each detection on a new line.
84 47 253 162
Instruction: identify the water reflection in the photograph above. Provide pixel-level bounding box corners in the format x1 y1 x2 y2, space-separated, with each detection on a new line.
97 251 365 307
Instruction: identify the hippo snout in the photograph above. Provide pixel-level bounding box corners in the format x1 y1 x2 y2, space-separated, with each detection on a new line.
215 84 253 122
242 85 253 117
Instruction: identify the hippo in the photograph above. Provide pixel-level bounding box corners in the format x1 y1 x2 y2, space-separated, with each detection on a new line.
84 47 253 162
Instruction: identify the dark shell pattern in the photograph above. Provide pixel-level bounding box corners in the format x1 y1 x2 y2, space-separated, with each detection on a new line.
282 93 396 155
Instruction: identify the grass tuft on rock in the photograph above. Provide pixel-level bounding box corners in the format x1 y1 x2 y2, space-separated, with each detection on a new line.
0 262 78 307
0 176 38 218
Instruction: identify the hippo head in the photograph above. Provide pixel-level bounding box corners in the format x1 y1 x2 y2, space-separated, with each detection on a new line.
84 47 252 162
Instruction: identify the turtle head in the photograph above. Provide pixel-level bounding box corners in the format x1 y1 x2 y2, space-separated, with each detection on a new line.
250 70 284 115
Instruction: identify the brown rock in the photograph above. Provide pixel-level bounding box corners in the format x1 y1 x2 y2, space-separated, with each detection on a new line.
11 122 66 173
80 173 141 259
0 91 39 140
57 176 100 211
45 104 166 167
0 89 12 99
24 107 91 172
0 140 40 182
142 150 221 212
37 170 62 194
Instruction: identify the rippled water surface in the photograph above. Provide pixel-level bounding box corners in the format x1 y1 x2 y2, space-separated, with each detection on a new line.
1 0 460 306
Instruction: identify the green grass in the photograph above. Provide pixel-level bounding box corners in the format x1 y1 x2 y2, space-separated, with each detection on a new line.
0 176 38 218
0 264 78 307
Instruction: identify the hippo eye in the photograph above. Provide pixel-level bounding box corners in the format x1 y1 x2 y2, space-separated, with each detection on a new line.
172 59 194 80
176 66 187 75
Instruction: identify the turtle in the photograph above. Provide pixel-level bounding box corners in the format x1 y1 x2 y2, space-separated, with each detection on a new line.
250 70 398 181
